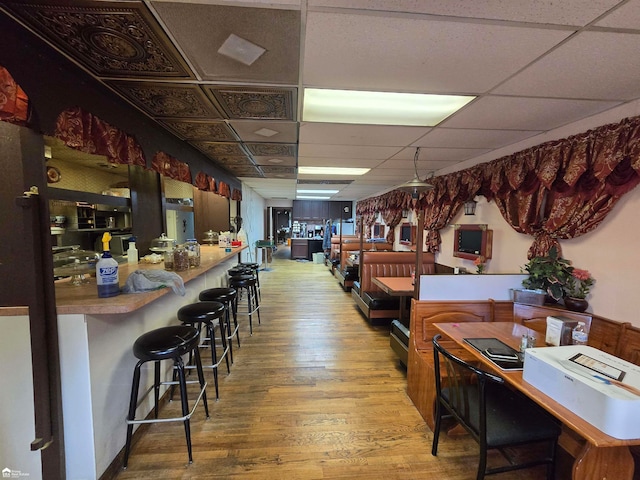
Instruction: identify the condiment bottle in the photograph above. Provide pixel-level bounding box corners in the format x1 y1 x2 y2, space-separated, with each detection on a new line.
164 247 174 271
185 238 201 267
96 232 120 298
127 236 138 266
572 322 589 345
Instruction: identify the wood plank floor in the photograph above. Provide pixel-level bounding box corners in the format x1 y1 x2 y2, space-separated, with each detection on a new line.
114 246 555 479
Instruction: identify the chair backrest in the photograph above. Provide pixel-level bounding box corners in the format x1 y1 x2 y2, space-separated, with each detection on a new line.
432 334 504 440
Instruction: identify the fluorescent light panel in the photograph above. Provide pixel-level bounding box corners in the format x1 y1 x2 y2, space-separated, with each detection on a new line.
298 166 370 175
297 189 339 194
303 88 475 126
297 195 332 199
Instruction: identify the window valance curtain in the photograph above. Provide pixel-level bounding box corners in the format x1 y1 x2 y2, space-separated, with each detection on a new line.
152 151 191 183
218 181 231 199
0 66 29 126
54 106 146 167
194 172 216 192
356 115 640 257
231 189 242 201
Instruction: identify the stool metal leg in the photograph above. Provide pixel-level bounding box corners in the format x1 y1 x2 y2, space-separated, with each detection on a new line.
174 356 193 464
124 360 143 469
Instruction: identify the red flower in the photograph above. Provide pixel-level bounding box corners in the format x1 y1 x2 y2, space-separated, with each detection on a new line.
572 268 591 281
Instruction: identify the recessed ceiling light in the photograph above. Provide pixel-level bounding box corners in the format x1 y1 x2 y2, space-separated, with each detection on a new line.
297 195 332 200
218 34 266 66
268 158 284 163
297 189 339 194
298 166 370 175
302 88 475 126
254 128 279 138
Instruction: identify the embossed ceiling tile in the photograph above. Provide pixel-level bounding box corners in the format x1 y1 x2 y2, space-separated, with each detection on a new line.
3 0 194 79
213 156 255 166
190 141 249 159
205 86 296 121
108 81 221 118
158 119 237 141
245 143 296 157
225 165 264 177
253 156 297 167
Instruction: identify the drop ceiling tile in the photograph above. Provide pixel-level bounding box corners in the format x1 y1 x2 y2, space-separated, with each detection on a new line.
108 81 221 118
157 119 238 141
260 166 297 178
309 0 621 26
298 144 402 159
299 122 429 146
442 96 621 131
151 2 300 84
297 157 384 168
414 128 542 149
253 157 297 167
226 164 263 177
229 120 298 143
594 1 640 29
494 31 640 101
212 156 255 166
3 0 194 79
303 11 572 93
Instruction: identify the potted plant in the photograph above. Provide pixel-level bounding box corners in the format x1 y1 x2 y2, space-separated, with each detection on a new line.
520 246 574 303
563 268 594 312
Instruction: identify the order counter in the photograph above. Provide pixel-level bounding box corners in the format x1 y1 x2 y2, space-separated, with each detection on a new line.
55 245 245 479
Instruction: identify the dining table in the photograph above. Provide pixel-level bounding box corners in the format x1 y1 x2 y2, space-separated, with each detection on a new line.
433 321 640 480
371 276 414 320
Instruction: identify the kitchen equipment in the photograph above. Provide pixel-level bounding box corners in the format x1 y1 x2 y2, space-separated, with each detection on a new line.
149 233 177 253
53 246 100 285
202 230 218 244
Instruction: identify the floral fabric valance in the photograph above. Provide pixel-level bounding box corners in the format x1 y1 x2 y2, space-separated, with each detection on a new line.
218 181 231 199
0 66 29 126
357 115 640 256
152 151 191 183
54 106 146 167
231 188 242 201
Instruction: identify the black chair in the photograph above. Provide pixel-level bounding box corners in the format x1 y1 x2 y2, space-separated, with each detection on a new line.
431 335 561 480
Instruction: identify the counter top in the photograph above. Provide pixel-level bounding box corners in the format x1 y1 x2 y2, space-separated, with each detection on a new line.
55 245 245 315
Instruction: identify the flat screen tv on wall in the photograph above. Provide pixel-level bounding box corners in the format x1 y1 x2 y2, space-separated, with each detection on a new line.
453 224 492 260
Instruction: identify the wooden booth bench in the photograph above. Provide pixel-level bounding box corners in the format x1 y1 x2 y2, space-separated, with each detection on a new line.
407 298 640 475
334 238 393 291
350 251 437 325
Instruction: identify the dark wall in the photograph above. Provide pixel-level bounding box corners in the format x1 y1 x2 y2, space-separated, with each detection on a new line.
0 13 241 192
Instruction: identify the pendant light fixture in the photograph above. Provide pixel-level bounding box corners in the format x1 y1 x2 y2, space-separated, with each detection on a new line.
397 147 434 199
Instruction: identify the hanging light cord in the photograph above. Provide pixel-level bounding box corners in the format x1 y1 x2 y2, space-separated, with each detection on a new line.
414 147 420 179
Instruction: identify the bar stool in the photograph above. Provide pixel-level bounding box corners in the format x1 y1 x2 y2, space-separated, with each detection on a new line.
229 274 260 335
198 287 240 363
124 325 209 468
237 262 261 299
177 301 230 400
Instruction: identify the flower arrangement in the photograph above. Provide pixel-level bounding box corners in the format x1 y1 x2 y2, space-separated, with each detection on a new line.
564 268 594 299
474 255 486 274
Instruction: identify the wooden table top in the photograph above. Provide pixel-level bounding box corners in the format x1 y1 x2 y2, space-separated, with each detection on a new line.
371 276 414 296
434 321 640 448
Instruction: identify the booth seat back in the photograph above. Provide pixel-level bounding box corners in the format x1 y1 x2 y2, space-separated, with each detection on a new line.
359 251 435 292
339 240 393 267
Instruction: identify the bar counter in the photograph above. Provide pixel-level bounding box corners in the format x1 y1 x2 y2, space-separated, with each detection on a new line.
56 244 246 480
55 245 245 314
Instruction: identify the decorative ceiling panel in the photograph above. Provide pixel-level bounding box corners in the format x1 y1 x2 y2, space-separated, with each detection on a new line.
190 142 248 158
158 119 237 141
245 143 296 157
225 165 264 177
108 81 221 118
205 86 296 121
213 156 256 166
228 120 298 143
3 0 194 79
253 157 297 167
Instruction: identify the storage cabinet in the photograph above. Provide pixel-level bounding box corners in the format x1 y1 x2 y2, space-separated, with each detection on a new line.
291 238 308 259
293 200 351 221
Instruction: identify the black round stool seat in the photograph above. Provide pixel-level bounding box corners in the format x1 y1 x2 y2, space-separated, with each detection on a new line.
229 275 255 287
178 301 225 323
133 325 200 362
199 287 236 303
237 262 259 270
227 267 250 277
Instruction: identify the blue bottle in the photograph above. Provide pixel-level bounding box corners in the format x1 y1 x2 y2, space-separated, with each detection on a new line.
96 232 120 298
